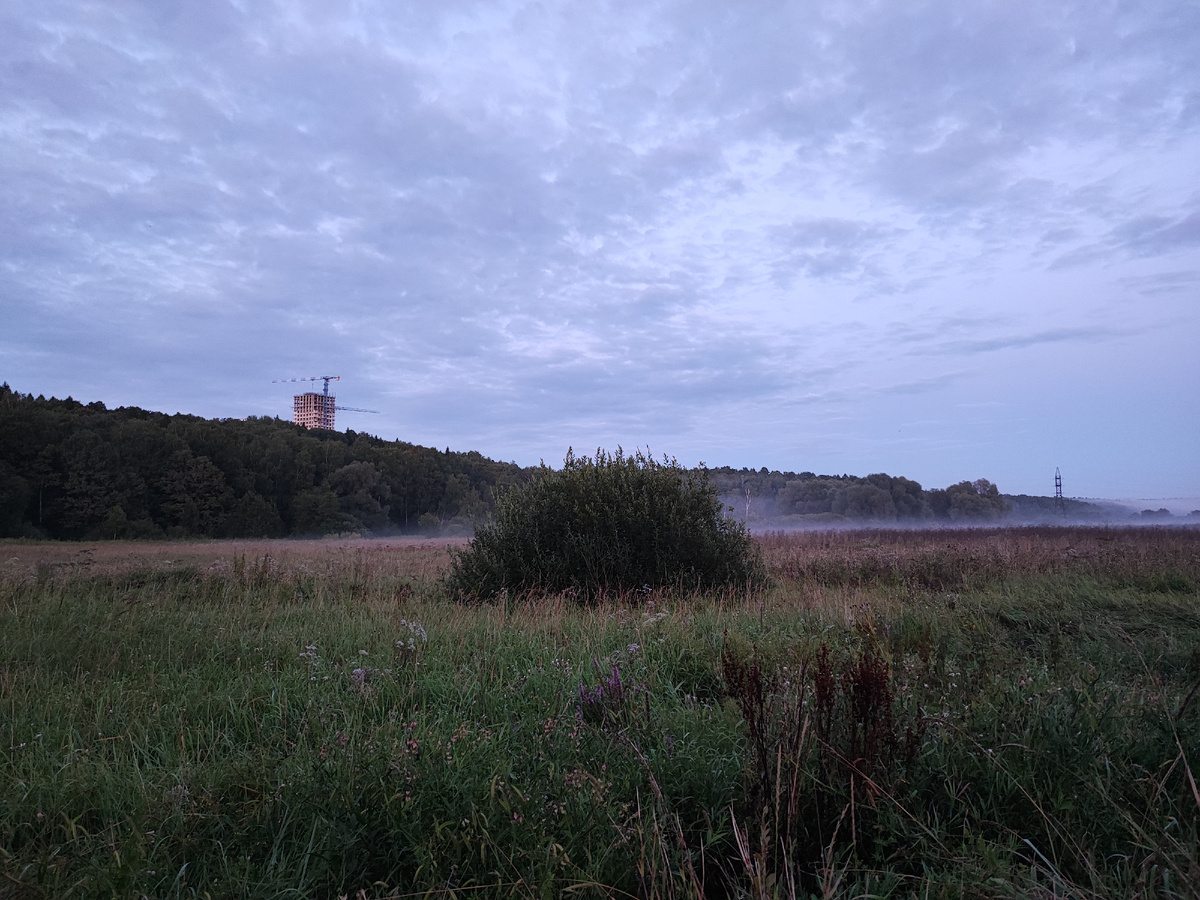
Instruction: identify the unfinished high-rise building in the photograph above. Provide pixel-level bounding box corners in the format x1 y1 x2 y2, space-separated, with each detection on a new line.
293 392 336 430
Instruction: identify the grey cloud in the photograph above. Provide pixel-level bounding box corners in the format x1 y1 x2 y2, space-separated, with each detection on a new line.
888 315 1006 347
769 217 896 284
925 327 1126 357
1051 210 1200 268
1117 270 1199 297
2 0 1197 497
1117 212 1200 256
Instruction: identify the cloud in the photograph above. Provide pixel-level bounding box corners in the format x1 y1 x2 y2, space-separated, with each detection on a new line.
924 327 1127 357
1051 209 1200 268
1117 270 1200 297
1116 211 1200 256
769 217 897 284
1 0 1198 496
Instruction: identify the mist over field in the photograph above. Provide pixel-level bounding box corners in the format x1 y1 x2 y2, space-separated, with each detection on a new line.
1115 497 1200 517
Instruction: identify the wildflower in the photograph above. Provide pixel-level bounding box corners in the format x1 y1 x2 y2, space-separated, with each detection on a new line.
398 619 428 644
351 666 381 692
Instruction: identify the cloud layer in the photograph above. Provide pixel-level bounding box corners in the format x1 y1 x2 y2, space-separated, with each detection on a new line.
3 0 1198 496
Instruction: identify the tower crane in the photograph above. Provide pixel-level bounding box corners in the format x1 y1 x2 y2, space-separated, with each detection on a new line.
272 375 340 396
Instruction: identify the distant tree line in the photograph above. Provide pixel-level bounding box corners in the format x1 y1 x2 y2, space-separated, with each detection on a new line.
707 469 1163 525
3 384 1132 541
0 384 525 540
705 467 1013 524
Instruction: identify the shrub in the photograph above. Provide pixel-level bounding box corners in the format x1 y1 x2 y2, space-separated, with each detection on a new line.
445 448 766 601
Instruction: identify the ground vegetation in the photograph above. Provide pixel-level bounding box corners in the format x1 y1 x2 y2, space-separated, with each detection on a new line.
2 526 1198 897
446 448 765 601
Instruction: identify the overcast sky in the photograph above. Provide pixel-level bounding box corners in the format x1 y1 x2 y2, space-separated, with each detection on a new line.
3 0 1198 499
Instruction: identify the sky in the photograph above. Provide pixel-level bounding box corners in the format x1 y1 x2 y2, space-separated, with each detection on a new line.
2 0 1198 500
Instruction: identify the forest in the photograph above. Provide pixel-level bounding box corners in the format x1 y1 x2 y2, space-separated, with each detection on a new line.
0 383 1119 540
0 384 525 540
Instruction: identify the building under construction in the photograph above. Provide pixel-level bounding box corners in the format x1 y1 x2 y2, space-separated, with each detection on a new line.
275 375 377 431
293 392 337 430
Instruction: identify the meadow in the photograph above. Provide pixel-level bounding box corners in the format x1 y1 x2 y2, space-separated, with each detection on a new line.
2 526 1199 899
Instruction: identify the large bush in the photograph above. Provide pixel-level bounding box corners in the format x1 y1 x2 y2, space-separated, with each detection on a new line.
446 448 766 601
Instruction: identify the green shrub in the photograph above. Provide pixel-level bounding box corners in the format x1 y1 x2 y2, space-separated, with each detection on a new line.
446 448 766 601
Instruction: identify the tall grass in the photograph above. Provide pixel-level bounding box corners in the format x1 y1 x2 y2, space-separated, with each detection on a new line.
1 527 1198 898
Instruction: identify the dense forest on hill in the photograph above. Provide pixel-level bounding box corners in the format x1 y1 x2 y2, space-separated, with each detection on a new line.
0 383 1139 540
0 384 525 540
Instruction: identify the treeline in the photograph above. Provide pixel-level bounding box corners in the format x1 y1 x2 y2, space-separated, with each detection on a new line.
706 467 1014 525
710 470 1157 525
2 383 1126 541
709 468 1156 525
0 384 525 540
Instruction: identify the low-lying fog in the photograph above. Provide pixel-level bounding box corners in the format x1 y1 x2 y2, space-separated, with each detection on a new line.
720 494 1200 532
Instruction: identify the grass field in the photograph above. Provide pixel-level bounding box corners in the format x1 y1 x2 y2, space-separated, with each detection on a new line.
2 527 1199 899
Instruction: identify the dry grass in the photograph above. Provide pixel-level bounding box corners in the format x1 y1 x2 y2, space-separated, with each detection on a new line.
759 524 1200 584
6 523 1196 590
0 536 465 582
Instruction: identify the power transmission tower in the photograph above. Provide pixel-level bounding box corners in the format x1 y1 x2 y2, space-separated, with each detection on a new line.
1054 467 1065 516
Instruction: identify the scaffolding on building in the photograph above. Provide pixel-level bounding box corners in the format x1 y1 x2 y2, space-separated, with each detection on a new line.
293 391 337 430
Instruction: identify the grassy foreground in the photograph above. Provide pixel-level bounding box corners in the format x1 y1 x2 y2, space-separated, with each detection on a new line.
2 527 1199 899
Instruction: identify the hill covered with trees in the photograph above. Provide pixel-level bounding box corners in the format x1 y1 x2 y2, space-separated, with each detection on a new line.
0 384 524 540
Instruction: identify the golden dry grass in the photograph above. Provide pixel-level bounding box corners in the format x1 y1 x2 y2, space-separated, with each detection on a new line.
0 536 466 582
